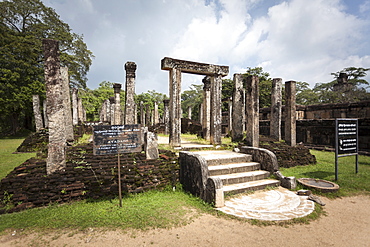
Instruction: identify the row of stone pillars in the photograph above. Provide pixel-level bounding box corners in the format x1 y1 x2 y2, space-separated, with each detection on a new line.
230 75 296 147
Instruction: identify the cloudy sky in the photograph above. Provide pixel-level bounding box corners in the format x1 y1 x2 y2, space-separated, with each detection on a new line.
41 0 370 95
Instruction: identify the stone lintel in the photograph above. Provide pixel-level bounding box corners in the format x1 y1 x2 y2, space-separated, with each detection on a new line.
161 57 229 76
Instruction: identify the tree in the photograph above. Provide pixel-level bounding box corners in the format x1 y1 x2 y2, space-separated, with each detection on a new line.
181 84 203 121
79 81 115 121
0 0 94 134
296 81 318 105
312 67 370 104
135 90 168 122
243 67 273 108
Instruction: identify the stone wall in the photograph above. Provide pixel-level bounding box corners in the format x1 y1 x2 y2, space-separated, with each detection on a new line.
260 118 370 153
0 144 178 214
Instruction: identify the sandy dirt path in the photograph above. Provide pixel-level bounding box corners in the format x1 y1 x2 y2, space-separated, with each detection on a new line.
1 195 369 247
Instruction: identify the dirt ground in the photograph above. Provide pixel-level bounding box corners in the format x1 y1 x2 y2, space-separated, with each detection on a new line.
0 195 369 247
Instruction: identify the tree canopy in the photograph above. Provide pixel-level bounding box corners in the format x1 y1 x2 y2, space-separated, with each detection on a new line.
0 0 94 134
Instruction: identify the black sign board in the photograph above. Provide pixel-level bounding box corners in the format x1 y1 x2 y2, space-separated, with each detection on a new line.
93 125 142 155
335 118 359 180
336 120 358 154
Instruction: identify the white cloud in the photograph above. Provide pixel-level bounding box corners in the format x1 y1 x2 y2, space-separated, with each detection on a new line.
43 0 370 93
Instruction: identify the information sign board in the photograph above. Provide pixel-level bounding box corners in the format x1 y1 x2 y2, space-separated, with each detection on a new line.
93 125 142 155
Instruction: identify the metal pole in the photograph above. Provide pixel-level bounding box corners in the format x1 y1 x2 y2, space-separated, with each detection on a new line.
335 119 338 181
118 150 122 207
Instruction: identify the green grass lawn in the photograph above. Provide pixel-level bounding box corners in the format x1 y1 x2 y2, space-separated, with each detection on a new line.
1 135 370 233
0 138 36 179
281 150 370 197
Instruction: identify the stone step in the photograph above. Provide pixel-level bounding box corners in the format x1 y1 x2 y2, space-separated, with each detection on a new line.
222 179 281 195
208 162 260 176
211 170 270 185
192 150 252 166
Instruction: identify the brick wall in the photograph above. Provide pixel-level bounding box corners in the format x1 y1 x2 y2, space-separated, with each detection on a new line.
0 144 179 214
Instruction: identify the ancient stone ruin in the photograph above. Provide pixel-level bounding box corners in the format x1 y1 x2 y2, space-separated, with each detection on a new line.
161 57 229 147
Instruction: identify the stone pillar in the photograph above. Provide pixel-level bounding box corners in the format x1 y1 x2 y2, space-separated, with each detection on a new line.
77 96 84 124
210 75 222 145
43 100 48 128
72 88 78 125
99 99 110 123
270 78 282 141
134 104 138 124
146 104 151 127
231 74 244 142
32 95 43 132
187 106 192 120
199 103 203 125
154 101 159 125
245 75 259 147
163 99 170 135
113 83 122 125
169 68 181 147
285 81 296 146
228 98 232 134
140 101 145 125
202 76 211 141
124 61 137 125
109 96 115 125
42 39 66 175
60 66 74 141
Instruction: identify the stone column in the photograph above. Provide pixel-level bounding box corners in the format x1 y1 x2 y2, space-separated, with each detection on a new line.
163 99 170 135
113 83 122 125
124 61 137 125
146 104 151 127
245 75 259 147
42 39 66 175
32 95 43 132
154 101 159 125
43 100 48 128
199 103 203 125
109 96 115 125
77 96 84 124
228 98 232 134
99 99 109 123
270 78 282 141
285 81 296 146
72 88 78 125
202 76 211 141
60 66 74 141
231 74 244 142
134 104 138 124
140 101 145 125
210 75 222 145
169 68 182 147
187 106 192 120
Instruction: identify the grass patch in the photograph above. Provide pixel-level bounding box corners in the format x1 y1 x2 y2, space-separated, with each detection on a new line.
0 188 213 233
0 138 36 180
281 150 370 197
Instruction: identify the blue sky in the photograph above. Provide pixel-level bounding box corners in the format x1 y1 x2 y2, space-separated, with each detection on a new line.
42 0 370 94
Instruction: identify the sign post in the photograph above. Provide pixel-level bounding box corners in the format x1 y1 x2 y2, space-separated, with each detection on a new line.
93 124 142 207
335 119 358 181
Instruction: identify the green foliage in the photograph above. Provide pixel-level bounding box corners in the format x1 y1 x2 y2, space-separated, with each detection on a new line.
135 90 168 122
245 67 275 108
297 67 370 105
79 81 115 121
0 0 93 134
181 84 203 121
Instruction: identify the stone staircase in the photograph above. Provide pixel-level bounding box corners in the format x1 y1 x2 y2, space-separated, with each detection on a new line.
192 150 280 196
